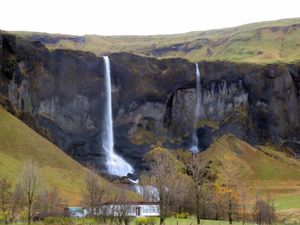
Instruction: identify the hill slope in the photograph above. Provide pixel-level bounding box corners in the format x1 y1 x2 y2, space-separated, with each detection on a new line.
201 134 300 213
11 17 300 63
146 134 300 215
0 107 110 204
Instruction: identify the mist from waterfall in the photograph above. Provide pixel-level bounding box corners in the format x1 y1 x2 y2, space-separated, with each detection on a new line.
190 63 201 153
102 56 134 177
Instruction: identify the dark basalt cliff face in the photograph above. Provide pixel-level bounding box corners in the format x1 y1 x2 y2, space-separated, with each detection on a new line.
1 32 300 174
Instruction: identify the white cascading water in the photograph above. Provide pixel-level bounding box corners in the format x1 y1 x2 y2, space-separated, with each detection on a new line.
130 179 159 201
102 56 134 177
190 63 202 153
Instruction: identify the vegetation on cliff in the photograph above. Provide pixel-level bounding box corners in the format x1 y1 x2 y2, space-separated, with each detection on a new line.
11 18 300 63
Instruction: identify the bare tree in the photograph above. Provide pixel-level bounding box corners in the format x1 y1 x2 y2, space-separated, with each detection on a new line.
83 167 107 218
114 203 134 225
139 172 192 219
138 174 159 202
239 183 251 225
211 185 226 220
170 174 192 214
103 191 127 224
35 187 65 218
219 155 242 224
111 191 135 225
187 155 214 224
254 193 275 225
144 146 178 225
19 160 42 225
9 183 24 222
0 177 12 223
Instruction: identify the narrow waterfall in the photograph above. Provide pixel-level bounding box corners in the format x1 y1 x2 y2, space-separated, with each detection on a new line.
102 56 134 177
190 63 201 153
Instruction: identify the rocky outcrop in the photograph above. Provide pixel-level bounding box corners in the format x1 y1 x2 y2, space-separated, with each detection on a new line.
0 33 106 169
165 62 300 152
1 33 300 174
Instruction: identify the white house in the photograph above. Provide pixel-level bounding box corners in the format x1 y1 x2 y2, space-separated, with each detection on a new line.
99 202 160 217
65 207 88 218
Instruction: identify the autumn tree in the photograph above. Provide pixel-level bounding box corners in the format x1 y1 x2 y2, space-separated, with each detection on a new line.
0 177 12 223
83 167 107 218
170 174 193 214
140 168 192 216
239 183 252 224
187 155 214 224
0 177 25 223
219 155 242 224
19 160 42 225
211 184 226 220
144 146 178 225
114 192 134 225
35 187 65 218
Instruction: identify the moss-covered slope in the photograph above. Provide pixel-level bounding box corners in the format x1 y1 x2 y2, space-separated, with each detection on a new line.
0 107 110 204
201 134 300 212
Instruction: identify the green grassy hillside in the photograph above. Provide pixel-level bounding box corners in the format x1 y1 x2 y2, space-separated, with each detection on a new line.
0 107 114 205
201 134 300 214
11 17 300 63
145 134 300 215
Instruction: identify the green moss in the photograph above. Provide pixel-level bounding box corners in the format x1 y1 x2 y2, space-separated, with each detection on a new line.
236 105 248 119
144 146 185 172
196 120 219 129
129 128 166 145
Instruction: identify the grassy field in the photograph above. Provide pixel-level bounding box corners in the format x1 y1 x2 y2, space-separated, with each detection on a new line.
275 194 300 211
0 107 128 204
11 17 300 63
131 217 254 225
8 217 299 225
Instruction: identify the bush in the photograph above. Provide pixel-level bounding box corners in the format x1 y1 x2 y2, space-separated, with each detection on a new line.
135 217 156 225
175 212 190 219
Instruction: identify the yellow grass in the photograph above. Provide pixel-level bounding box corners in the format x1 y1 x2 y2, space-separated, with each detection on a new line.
0 107 126 204
201 134 300 213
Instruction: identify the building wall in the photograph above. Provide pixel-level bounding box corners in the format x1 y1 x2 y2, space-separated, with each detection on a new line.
99 204 160 217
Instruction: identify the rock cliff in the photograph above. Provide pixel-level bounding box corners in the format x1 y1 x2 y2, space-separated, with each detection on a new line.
1 32 299 174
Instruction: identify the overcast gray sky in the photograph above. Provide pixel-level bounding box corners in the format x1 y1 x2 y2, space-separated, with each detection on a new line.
1 0 299 35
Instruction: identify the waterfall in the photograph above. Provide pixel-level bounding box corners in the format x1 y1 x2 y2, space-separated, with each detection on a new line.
102 56 134 177
190 63 201 153
129 179 159 201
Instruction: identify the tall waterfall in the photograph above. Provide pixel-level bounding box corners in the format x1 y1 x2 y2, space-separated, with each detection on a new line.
102 56 134 177
190 63 202 153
